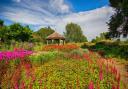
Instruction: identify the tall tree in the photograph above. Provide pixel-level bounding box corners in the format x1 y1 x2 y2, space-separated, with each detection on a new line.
0 19 4 27
91 32 110 43
64 23 87 42
108 0 128 38
0 23 33 43
9 23 33 42
34 26 55 43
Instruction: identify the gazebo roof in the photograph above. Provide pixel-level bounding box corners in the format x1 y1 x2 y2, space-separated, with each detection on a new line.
46 32 65 40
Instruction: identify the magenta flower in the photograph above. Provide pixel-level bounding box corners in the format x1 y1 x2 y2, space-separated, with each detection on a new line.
88 81 94 89
0 49 33 61
14 83 19 89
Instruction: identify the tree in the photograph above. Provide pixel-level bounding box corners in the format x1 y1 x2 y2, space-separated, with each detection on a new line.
0 26 10 43
9 23 33 42
64 23 88 42
91 32 110 43
0 19 4 27
0 23 33 43
34 26 55 43
108 0 128 38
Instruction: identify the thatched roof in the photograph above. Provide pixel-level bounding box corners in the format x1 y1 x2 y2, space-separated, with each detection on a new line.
46 32 65 40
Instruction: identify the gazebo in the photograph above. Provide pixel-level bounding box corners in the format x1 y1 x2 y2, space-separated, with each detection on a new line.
46 32 65 45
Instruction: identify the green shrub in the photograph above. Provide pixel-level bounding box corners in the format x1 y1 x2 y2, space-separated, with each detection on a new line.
30 51 61 64
70 49 83 57
81 41 128 60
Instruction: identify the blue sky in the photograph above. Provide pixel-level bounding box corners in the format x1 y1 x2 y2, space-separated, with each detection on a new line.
0 0 114 40
68 0 109 12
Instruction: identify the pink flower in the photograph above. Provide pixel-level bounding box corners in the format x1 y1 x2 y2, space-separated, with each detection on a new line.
0 49 33 61
39 79 42 85
21 82 25 89
88 81 94 89
14 83 19 89
117 84 120 89
112 84 116 89
99 68 103 81
117 73 121 84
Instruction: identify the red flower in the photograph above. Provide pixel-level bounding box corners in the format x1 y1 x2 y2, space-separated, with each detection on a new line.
99 67 103 81
88 81 94 89
112 84 116 89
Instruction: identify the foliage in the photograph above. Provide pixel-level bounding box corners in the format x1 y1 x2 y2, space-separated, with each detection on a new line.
29 51 59 64
0 44 126 89
91 32 111 43
107 12 124 38
0 22 33 43
81 40 128 60
64 23 88 42
69 49 84 59
81 42 95 49
0 48 33 88
33 27 54 43
0 20 55 44
1 50 125 88
108 0 128 38
0 19 4 27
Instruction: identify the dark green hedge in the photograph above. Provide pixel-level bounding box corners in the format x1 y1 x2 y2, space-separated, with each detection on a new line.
81 41 128 60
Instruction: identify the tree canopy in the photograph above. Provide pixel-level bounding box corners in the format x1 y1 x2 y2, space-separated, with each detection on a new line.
33 27 55 42
91 32 110 43
64 23 87 42
0 20 88 44
108 0 128 38
0 19 4 27
0 20 33 43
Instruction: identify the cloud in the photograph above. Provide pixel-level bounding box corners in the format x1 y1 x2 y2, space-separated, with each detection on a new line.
0 0 114 41
54 6 115 41
13 0 21 2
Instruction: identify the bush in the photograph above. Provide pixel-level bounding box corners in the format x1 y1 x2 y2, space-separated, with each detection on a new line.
81 41 128 60
29 51 60 64
70 49 83 57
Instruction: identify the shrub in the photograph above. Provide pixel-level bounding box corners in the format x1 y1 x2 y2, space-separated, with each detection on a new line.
81 41 128 60
70 49 83 57
29 51 59 64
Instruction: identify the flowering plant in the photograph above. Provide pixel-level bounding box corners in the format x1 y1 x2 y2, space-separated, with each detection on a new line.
43 44 78 52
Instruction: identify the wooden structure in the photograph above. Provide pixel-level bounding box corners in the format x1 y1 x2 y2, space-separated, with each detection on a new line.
46 32 65 45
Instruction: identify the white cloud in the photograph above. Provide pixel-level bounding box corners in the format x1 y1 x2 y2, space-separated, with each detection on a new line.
50 0 70 14
54 6 115 41
13 0 21 2
1 0 115 41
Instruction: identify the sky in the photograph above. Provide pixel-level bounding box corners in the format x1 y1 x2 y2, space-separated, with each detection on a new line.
0 0 115 41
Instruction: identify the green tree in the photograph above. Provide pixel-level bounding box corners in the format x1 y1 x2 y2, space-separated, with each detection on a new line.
0 19 4 27
64 23 87 42
9 23 33 42
108 0 128 38
91 32 110 43
34 26 55 43
0 23 33 43
0 26 10 43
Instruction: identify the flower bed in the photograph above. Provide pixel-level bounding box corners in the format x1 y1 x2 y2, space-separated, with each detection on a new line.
0 48 33 61
43 44 78 52
0 48 33 89
0 47 126 89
